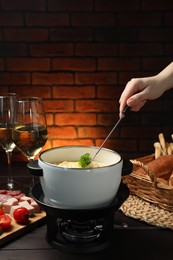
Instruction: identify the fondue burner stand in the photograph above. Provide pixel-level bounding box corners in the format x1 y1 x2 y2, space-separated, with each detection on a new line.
32 182 129 254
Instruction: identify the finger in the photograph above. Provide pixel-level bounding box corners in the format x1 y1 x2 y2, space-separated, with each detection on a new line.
127 99 147 111
119 80 142 117
119 79 142 103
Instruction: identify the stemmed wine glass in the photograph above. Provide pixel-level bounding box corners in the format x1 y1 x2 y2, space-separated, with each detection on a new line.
0 93 18 190
12 96 48 193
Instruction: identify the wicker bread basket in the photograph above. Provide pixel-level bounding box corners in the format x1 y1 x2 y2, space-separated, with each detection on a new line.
122 154 173 212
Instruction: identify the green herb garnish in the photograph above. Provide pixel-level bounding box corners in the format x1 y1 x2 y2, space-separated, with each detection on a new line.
78 153 92 168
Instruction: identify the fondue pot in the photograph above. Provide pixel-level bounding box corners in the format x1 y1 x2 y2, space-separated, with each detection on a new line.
27 146 132 210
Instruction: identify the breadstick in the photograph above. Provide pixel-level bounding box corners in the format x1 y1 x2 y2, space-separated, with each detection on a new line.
158 133 167 155
170 143 173 152
167 143 172 155
154 142 162 158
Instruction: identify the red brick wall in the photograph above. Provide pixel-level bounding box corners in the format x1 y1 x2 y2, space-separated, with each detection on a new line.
0 0 173 161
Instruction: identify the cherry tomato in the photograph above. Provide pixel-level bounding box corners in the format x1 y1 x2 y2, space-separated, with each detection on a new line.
0 214 12 230
13 207 29 224
0 208 5 215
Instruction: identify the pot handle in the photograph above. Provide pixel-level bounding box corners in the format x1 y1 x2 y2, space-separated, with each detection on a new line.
27 160 43 176
122 159 133 176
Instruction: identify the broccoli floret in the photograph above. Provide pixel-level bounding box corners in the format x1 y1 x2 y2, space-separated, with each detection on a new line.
78 153 92 168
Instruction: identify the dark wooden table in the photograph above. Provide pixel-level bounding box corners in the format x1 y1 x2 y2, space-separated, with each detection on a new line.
1 161 173 260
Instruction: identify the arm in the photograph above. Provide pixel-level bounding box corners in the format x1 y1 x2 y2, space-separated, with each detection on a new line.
119 62 173 118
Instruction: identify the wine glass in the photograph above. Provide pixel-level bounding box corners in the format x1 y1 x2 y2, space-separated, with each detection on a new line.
12 96 48 193
0 93 18 190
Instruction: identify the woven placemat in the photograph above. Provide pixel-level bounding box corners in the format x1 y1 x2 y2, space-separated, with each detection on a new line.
120 195 173 230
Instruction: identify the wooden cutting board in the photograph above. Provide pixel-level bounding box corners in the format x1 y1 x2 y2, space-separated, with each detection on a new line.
0 211 46 247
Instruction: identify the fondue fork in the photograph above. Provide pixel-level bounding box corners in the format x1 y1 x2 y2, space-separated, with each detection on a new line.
92 105 130 161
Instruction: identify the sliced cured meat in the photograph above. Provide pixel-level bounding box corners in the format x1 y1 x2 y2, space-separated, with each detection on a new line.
0 190 24 203
0 190 7 194
6 190 22 196
0 194 12 203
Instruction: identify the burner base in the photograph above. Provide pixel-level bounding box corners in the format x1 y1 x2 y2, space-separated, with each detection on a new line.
46 234 113 254
32 182 129 254
46 214 114 254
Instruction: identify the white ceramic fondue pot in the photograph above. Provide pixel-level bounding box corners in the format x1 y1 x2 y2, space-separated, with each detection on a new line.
28 146 132 209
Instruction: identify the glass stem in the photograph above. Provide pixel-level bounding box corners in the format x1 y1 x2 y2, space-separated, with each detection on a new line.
6 150 13 189
28 158 35 195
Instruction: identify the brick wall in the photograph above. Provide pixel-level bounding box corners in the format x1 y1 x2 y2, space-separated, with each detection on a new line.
0 0 173 162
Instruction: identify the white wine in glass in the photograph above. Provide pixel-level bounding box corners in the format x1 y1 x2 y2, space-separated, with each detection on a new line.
0 93 18 190
12 97 48 193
